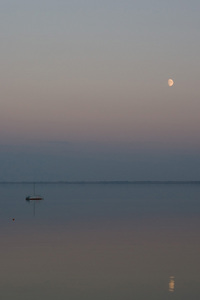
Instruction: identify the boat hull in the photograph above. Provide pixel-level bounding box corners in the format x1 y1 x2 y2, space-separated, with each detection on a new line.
26 196 43 200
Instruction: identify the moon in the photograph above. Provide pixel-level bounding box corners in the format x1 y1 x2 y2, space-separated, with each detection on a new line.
168 78 174 87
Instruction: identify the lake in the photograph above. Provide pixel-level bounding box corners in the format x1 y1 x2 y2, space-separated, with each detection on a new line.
0 183 200 299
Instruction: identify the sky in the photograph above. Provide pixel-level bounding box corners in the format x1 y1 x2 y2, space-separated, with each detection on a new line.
0 0 200 181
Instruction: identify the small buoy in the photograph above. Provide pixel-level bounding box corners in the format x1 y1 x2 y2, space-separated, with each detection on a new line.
12 218 15 221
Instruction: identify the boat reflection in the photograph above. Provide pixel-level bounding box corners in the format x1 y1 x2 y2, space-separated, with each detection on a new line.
26 198 44 216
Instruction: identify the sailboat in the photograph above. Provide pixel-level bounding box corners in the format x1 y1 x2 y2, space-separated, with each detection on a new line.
26 183 43 200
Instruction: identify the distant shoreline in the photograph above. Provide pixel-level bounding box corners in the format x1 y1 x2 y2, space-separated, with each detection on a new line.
0 181 200 185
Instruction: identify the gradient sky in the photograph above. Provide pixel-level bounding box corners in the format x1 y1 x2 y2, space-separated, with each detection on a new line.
1 0 200 181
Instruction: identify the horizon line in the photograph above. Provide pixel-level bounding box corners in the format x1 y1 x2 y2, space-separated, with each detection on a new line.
0 180 200 184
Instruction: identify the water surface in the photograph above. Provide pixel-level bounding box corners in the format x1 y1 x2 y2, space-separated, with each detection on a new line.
0 183 200 299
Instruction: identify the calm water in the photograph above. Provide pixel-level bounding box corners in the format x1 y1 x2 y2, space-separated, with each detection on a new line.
0 183 200 300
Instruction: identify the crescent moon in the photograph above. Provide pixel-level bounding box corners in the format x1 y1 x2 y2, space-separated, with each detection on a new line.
168 79 174 87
